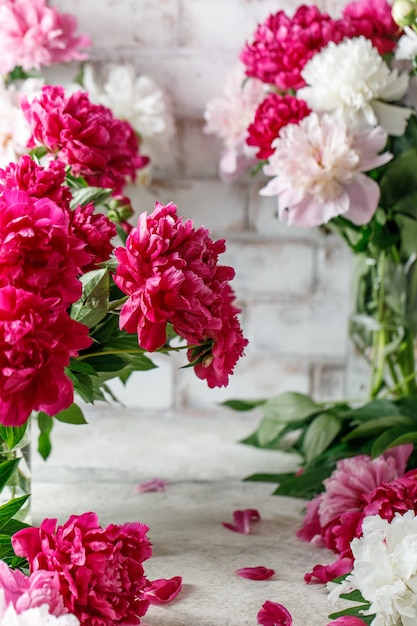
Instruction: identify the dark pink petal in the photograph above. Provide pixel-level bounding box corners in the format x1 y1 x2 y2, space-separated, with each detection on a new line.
327 618 368 625
304 557 353 584
257 600 292 625
222 508 261 534
143 576 182 604
236 566 275 580
136 478 169 493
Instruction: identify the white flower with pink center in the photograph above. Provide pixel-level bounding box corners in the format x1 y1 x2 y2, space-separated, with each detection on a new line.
260 112 392 228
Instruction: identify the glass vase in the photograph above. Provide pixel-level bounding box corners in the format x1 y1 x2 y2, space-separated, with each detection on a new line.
0 426 31 524
349 249 417 399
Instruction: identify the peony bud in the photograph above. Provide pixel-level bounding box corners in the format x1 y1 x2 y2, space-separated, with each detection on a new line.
392 0 417 27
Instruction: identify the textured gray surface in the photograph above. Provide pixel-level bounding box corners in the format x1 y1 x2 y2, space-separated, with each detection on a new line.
32 406 346 625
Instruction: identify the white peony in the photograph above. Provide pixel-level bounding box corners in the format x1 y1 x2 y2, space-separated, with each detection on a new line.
0 592 79 626
81 63 175 162
396 26 417 60
298 36 413 137
328 511 417 626
0 77 43 167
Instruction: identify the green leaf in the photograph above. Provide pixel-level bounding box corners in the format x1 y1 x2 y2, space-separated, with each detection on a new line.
222 398 266 411
256 418 288 448
0 423 27 450
68 359 98 376
379 148 417 210
372 427 417 457
341 399 398 422
394 213 417 260
67 371 94 403
54 403 87 425
0 495 30 529
83 354 127 372
271 467 332 499
69 186 112 209
343 414 415 441
0 459 21 492
71 269 109 328
243 472 292 483
261 392 321 424
37 412 53 460
302 413 342 464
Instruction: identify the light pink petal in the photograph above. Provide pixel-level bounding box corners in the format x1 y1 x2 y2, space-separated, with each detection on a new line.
304 557 353 584
236 566 275 580
143 576 182 604
136 478 169 493
343 174 380 225
222 508 261 534
382 444 413 475
257 600 292 626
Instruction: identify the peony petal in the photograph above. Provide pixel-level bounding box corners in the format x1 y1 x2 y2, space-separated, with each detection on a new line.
222 508 261 534
304 557 353 584
136 478 169 493
143 576 182 604
257 600 292 625
236 566 275 580
327 618 368 625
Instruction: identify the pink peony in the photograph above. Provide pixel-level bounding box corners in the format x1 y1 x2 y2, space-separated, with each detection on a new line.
114 201 247 388
240 5 347 91
297 445 414 582
12 512 153 626
0 188 89 306
0 560 66 616
0 0 91 75
342 0 401 55
257 601 292 626
69 203 116 272
22 85 149 195
327 617 368 625
261 114 392 228
0 155 72 209
0 286 92 426
246 93 311 160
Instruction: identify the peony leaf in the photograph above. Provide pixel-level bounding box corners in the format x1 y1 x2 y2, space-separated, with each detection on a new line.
343 415 414 441
54 403 88 425
71 268 109 328
223 398 267 411
371 427 417 458
302 413 342 464
69 186 112 209
0 423 28 450
0 460 21 492
0 495 29 529
261 392 321 424
256 418 287 447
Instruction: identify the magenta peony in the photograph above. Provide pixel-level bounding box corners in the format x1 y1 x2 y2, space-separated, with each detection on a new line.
0 188 89 306
12 512 153 626
0 155 72 209
240 5 347 91
342 0 401 54
246 93 311 160
21 85 149 195
0 0 91 75
0 286 91 426
69 203 116 272
114 201 248 388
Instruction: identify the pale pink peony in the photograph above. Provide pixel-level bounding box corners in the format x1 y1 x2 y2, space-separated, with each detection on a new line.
0 286 92 426
12 512 153 626
257 601 292 626
0 0 91 75
21 85 149 195
342 0 401 54
240 5 347 91
69 203 116 272
114 201 248 388
260 113 392 228
246 93 311 160
0 188 89 306
204 63 265 180
0 155 71 208
0 560 66 616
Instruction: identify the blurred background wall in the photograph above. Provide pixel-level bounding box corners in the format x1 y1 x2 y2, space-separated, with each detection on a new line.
51 0 360 413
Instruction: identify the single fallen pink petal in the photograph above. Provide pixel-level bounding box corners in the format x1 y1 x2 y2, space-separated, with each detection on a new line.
143 576 182 604
136 478 169 493
236 566 275 580
304 557 353 584
257 600 292 625
222 508 261 534
327 618 368 625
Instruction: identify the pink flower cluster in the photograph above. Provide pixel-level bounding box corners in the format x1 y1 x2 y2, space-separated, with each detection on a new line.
22 85 149 195
0 156 119 426
297 444 415 583
240 1 399 92
12 512 153 626
0 0 91 76
114 201 248 388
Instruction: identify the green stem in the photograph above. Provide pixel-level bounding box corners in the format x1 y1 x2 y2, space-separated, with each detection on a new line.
370 251 387 397
77 341 210 361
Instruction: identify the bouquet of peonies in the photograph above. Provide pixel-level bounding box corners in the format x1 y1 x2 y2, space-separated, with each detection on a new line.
205 0 417 494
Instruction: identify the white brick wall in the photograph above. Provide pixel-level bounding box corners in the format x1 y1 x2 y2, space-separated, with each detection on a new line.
51 0 359 411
